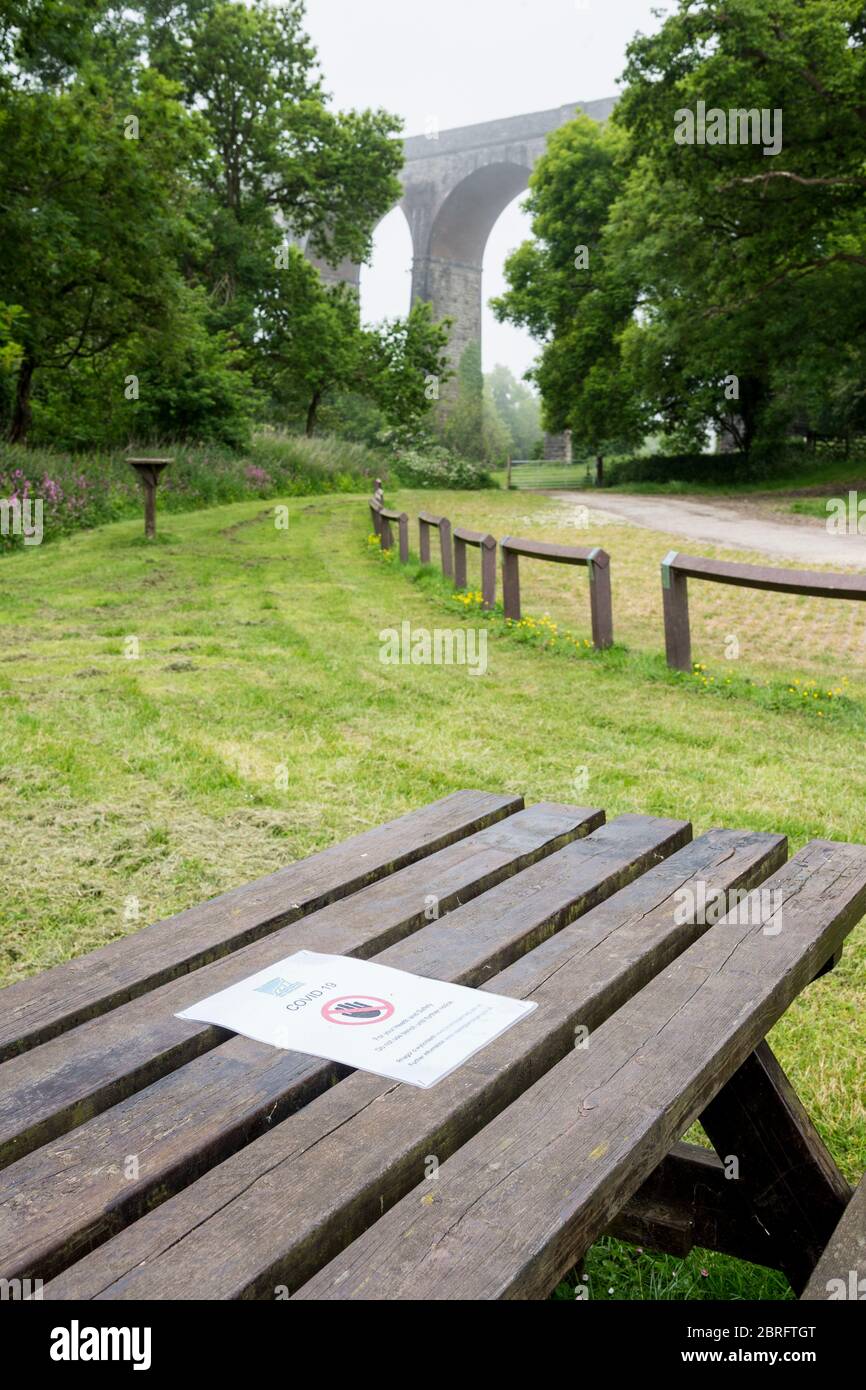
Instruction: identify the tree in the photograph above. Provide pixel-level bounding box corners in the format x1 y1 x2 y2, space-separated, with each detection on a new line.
0 68 202 441
257 248 450 437
363 302 451 432
0 0 409 449
439 343 510 466
147 0 404 347
612 0 866 454
0 305 24 374
486 365 542 459
493 116 644 482
257 249 362 435
495 2 866 466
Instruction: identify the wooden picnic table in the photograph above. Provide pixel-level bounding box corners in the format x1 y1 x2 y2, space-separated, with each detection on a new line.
1 789 864 1301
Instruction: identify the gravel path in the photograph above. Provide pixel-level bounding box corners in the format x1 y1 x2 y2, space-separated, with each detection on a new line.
549 490 866 567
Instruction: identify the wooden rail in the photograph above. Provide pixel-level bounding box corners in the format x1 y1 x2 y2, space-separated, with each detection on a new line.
501 536 613 650
661 551 866 672
453 526 497 609
418 510 453 578
379 507 410 564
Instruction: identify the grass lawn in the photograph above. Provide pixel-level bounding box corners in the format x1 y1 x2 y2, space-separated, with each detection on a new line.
1 487 863 1301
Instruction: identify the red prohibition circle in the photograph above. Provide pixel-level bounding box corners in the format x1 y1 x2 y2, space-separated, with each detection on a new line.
321 995 395 1026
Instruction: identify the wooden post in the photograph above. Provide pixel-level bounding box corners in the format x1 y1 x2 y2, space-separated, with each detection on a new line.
501 543 521 621
480 536 496 610
661 551 691 671
419 518 431 564
506 456 512 491
397 513 409 565
587 547 613 650
128 458 171 540
439 518 454 580
143 481 156 539
369 502 382 536
454 534 467 590
380 515 394 552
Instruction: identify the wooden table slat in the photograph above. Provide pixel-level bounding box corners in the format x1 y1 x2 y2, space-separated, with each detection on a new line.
292 839 866 1301
0 790 521 1061
0 801 612 1283
0 802 600 1171
42 825 784 1300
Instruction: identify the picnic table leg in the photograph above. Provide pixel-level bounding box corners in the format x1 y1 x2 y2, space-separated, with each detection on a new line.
699 1040 851 1294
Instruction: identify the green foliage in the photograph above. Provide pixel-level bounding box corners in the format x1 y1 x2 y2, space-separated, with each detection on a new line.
30 286 260 450
0 0 420 451
493 116 645 473
257 250 450 437
0 65 202 441
391 446 493 490
257 249 365 435
0 304 24 374
495 1 866 469
439 342 510 467
363 302 452 434
0 431 397 548
486 364 542 459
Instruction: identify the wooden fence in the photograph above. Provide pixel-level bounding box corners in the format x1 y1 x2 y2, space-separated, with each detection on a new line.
662 550 866 671
378 506 410 564
453 526 497 609
418 510 453 579
369 501 866 671
501 537 613 650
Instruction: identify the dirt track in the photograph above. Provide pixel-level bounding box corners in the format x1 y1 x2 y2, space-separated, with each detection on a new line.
550 490 866 567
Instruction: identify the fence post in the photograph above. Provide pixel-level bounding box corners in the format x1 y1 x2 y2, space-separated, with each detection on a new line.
397 513 409 564
661 550 691 671
501 541 521 620
454 533 467 590
506 456 512 491
370 501 382 536
587 547 613 650
439 518 454 579
380 514 393 552
480 536 497 610
419 517 431 564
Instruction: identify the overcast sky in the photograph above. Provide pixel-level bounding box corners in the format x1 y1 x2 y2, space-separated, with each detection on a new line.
302 0 668 380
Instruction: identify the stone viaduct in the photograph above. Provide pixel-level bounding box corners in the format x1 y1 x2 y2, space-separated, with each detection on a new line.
313 97 617 374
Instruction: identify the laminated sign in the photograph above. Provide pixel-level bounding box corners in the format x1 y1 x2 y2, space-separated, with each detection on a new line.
176 949 536 1089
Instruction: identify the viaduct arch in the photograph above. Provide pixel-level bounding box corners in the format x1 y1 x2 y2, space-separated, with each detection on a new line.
314 97 617 374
